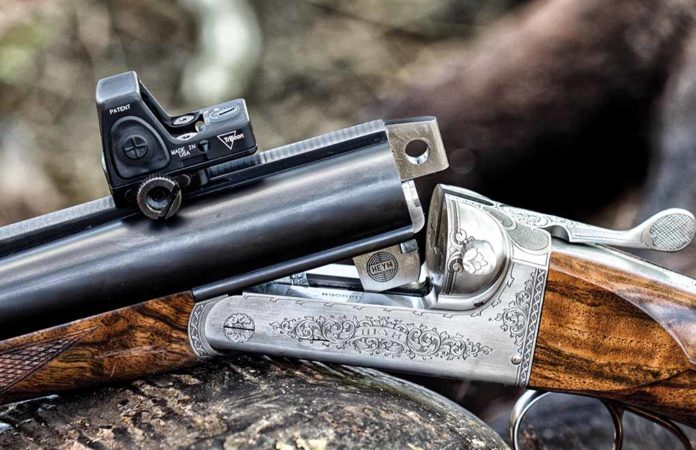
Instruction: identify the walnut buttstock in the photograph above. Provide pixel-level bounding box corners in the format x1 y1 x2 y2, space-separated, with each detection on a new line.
530 251 696 427
0 292 201 404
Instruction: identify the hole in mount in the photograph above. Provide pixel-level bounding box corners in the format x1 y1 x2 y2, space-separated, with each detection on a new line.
147 186 171 210
404 139 429 165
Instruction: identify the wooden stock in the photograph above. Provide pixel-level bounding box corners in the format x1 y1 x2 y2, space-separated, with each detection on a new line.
530 252 696 427
0 292 200 404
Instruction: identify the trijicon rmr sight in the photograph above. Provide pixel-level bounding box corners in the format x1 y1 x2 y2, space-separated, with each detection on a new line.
97 71 257 219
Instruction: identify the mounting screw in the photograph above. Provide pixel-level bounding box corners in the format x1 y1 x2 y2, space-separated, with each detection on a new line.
172 114 195 126
511 354 522 365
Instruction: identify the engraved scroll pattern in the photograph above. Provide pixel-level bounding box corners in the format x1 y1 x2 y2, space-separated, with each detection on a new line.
500 206 580 229
189 303 213 358
447 229 488 275
491 268 547 386
271 315 492 361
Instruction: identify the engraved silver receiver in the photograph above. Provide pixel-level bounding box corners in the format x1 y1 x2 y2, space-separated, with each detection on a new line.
188 183 696 389
189 182 696 450
192 184 556 386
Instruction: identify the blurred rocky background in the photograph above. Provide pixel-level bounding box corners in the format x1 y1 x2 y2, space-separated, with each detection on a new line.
0 0 519 224
1 0 695 448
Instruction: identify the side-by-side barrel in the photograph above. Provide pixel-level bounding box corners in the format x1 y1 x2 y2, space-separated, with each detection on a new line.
0 119 448 337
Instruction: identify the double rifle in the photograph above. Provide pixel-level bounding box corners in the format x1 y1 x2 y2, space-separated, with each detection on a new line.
0 72 694 448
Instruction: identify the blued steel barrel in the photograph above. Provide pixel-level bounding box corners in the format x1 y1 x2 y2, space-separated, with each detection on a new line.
0 134 416 337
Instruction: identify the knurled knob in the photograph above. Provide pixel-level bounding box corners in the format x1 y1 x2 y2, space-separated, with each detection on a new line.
136 174 182 220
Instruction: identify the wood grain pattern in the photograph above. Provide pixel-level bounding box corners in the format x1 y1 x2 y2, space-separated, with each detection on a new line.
530 252 696 426
0 292 200 404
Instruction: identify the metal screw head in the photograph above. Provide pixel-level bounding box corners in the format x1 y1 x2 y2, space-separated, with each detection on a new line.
223 313 255 343
511 354 522 365
173 114 195 125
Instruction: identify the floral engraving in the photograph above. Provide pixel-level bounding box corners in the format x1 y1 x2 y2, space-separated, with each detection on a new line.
493 269 545 346
447 229 488 275
500 206 579 229
489 268 547 386
189 303 213 358
270 316 491 361
223 313 255 343
494 293 529 347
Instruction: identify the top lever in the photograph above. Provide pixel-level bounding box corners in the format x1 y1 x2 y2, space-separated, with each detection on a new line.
501 206 695 252
450 188 695 252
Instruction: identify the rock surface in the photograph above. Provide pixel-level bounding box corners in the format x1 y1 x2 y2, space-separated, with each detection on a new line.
0 355 508 450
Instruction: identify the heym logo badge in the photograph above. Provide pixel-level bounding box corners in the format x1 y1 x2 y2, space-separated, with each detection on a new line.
366 252 399 282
